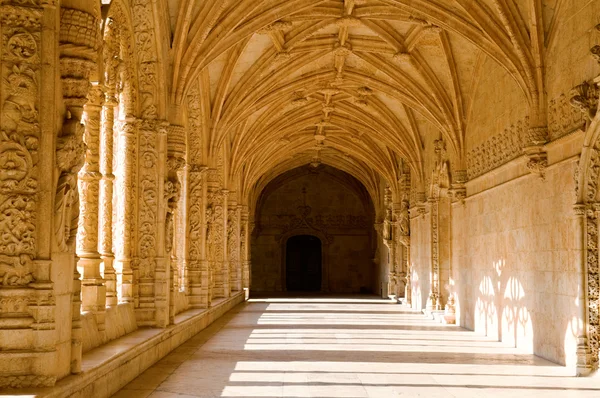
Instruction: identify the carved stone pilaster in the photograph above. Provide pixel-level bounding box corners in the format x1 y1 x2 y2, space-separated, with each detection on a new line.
574 204 593 374
585 204 600 368
0 1 57 388
227 200 241 293
206 171 226 300
166 124 185 325
187 165 209 308
427 198 441 311
240 207 250 293
139 120 167 327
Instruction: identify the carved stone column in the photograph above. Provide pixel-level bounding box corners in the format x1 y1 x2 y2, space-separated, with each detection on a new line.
115 118 139 304
165 125 185 325
77 84 106 331
187 165 208 308
574 204 593 375
99 92 117 307
59 2 100 375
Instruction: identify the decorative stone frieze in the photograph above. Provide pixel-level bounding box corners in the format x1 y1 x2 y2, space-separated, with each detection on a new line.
548 93 585 140
466 118 527 179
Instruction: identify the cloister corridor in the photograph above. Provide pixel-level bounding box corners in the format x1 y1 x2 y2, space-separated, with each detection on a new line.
112 297 600 398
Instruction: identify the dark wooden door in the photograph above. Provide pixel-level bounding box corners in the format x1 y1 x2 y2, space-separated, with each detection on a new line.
286 235 322 291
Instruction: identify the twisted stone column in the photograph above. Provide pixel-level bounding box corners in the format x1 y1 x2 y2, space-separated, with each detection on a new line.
77 85 106 331
100 93 118 307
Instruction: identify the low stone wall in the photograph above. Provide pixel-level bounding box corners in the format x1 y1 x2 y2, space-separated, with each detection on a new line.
27 291 244 398
82 303 138 354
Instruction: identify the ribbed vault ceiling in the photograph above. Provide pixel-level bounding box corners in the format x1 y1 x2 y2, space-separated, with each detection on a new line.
167 0 558 197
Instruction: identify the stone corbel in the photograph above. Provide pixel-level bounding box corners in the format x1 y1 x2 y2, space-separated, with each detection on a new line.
523 127 548 180
449 170 467 203
570 81 599 126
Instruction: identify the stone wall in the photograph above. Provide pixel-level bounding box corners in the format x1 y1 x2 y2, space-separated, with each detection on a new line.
252 166 377 294
453 160 579 366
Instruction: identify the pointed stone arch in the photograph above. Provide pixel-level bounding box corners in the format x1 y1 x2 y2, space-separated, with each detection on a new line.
574 78 600 374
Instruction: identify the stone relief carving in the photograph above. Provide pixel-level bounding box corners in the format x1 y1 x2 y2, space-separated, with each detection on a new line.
206 188 225 265
138 124 159 279
0 6 42 287
187 166 205 267
273 204 334 244
227 207 239 289
548 93 585 141
186 82 203 163
398 199 410 237
54 126 84 252
570 82 599 124
466 118 527 180
131 0 159 119
263 214 368 230
586 205 599 362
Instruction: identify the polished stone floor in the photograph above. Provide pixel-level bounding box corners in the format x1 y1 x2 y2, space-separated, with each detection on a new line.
112 296 600 397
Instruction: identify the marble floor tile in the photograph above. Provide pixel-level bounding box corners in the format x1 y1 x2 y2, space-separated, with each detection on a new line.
112 296 600 398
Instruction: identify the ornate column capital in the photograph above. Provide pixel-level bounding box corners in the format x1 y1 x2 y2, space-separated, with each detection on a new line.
86 84 105 108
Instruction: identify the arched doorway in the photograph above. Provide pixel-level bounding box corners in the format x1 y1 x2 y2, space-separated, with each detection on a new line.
286 235 322 292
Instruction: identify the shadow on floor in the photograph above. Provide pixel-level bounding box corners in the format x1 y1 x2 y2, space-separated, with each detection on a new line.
112 294 600 398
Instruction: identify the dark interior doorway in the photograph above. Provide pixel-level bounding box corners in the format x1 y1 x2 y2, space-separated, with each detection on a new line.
286 235 322 291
